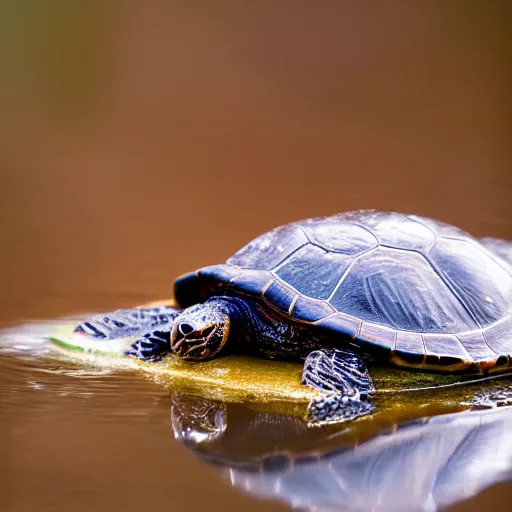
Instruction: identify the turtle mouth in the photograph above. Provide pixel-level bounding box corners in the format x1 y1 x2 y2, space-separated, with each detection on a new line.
171 323 224 360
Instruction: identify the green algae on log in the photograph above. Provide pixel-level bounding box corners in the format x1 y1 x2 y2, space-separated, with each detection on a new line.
49 324 512 422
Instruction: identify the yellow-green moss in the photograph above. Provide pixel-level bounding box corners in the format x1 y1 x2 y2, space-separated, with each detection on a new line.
50 323 512 423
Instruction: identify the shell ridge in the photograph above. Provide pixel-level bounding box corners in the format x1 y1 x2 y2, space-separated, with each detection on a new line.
342 220 380 245
312 312 339 324
405 216 438 252
479 330 499 356
378 244 430 256
326 246 379 302
481 314 512 358
450 334 473 362
482 314 512 332
287 295 299 316
455 332 498 359
419 334 427 357
270 242 312 273
406 214 439 239
440 236 512 276
391 330 398 351
363 270 415 330
295 222 379 255
270 273 337 308
294 224 313 245
421 253 483 330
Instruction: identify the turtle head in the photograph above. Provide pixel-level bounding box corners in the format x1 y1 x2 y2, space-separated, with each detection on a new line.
171 300 232 361
171 392 227 446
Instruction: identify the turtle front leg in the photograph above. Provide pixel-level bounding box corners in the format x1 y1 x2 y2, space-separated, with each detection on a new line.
302 348 375 425
126 328 172 361
74 305 182 340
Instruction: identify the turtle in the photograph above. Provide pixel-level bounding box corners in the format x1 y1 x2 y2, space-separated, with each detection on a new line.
75 210 512 424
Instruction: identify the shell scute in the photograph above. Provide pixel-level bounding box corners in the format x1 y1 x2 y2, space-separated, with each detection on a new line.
228 225 308 270
351 211 436 251
263 281 296 314
457 331 497 363
297 217 378 255
409 214 476 242
291 296 335 322
328 247 476 333
429 238 511 327
274 244 353 300
483 316 512 356
314 313 361 338
394 331 425 365
422 333 470 361
229 269 273 296
359 322 395 350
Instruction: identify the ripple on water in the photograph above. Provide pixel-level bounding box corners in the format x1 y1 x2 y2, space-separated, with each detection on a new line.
0 318 169 424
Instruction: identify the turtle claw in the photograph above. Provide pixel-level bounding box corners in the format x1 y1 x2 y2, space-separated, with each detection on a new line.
307 392 375 425
74 322 108 339
124 342 161 362
302 348 375 425
126 329 171 361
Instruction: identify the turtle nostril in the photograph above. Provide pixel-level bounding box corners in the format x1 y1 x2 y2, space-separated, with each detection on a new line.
201 325 216 338
179 322 194 336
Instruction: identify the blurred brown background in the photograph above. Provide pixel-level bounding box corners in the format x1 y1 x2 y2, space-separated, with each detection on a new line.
0 2 511 511
1 1 510 325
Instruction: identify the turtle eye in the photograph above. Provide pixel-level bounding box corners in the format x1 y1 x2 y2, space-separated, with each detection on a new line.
179 323 194 336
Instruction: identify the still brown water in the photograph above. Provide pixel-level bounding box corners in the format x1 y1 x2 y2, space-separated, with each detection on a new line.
1 2 511 511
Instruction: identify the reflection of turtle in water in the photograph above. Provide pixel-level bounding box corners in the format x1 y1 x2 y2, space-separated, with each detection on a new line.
75 211 512 424
170 392 512 512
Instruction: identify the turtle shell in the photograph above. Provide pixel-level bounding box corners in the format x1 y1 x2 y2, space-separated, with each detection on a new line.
174 211 512 372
